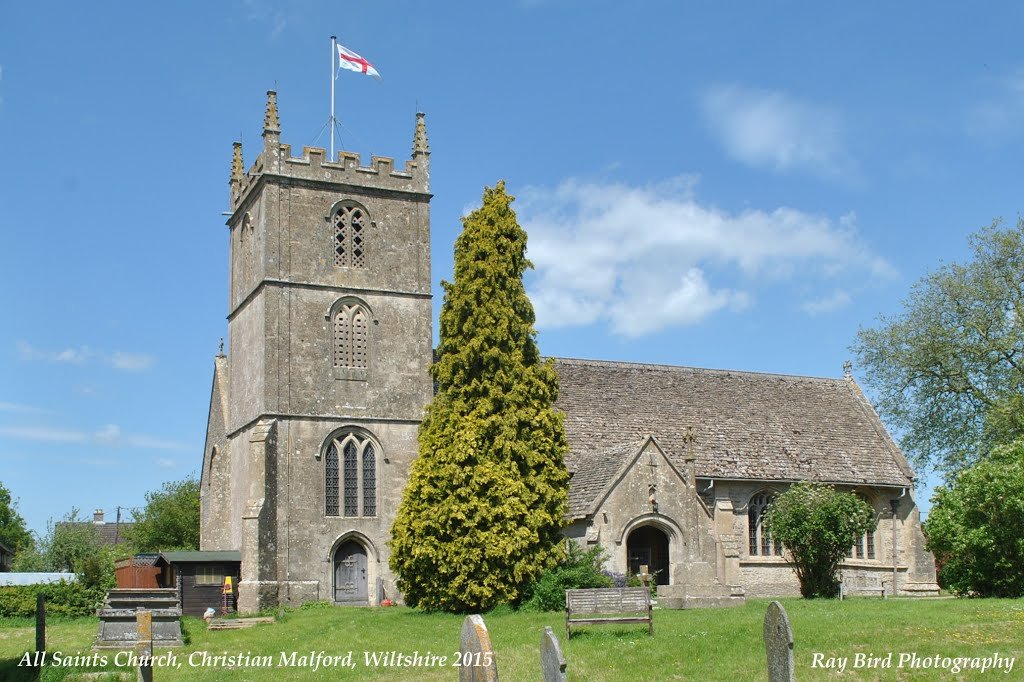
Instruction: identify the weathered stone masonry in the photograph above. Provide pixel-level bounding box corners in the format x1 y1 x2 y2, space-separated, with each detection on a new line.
201 92 938 610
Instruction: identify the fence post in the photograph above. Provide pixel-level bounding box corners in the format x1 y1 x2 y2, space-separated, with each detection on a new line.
35 594 45 664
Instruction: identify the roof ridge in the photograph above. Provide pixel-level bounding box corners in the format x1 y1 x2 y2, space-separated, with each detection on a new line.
549 355 842 382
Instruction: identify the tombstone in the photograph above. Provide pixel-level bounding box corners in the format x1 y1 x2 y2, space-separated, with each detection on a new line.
136 609 154 682
763 601 794 682
540 626 567 682
459 614 499 682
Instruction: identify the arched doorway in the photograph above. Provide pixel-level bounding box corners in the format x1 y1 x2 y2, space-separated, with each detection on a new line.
333 540 368 603
626 526 670 586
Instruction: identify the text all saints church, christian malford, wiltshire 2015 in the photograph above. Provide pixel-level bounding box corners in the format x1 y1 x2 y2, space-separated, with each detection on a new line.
198 91 939 612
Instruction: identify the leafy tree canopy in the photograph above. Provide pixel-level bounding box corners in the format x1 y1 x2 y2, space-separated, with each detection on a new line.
125 476 200 552
924 439 1024 597
853 218 1024 475
389 182 569 612
0 481 34 556
764 483 875 598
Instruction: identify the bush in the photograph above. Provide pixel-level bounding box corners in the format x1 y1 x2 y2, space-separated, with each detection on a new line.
0 580 106 618
925 440 1024 597
763 482 875 598
520 544 612 612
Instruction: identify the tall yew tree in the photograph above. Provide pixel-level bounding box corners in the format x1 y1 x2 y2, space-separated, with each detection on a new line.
389 181 569 612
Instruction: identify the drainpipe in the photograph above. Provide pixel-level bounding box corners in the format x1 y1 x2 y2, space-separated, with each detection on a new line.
890 488 906 596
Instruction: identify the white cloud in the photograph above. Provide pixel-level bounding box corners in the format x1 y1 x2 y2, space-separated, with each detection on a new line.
701 85 852 178
801 289 852 315
17 341 154 372
156 458 177 469
18 341 92 364
241 0 290 39
0 426 87 443
518 177 892 336
967 67 1024 139
0 422 187 451
108 352 155 372
0 401 52 414
94 424 122 444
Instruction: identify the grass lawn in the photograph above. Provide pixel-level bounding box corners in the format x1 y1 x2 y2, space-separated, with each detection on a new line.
1 598 1022 681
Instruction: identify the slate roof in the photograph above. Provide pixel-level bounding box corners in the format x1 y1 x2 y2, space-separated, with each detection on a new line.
56 521 134 546
553 357 915 517
566 440 645 519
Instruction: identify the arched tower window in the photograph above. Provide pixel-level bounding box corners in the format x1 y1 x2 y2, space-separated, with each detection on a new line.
333 203 369 268
324 432 377 517
748 492 783 557
333 302 369 369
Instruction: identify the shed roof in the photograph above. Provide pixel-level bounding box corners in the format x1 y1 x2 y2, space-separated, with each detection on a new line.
158 551 241 564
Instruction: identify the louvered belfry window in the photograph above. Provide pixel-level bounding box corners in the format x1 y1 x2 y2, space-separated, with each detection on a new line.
324 433 377 518
333 303 368 369
333 204 367 268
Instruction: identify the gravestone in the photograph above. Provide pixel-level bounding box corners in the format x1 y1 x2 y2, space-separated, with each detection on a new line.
763 601 794 682
135 609 154 682
459 614 498 682
540 626 567 682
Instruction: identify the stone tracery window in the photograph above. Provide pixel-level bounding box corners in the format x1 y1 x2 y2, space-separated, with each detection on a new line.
748 492 783 557
333 203 368 268
324 432 377 517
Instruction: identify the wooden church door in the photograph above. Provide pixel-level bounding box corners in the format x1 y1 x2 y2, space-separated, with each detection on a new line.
333 541 368 603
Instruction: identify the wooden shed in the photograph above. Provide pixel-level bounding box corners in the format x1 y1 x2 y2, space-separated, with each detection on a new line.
155 551 241 617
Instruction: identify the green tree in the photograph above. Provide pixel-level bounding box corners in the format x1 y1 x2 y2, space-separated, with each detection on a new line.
924 439 1024 597
45 508 105 573
853 218 1024 475
764 483 876 598
125 476 201 551
0 481 34 559
389 181 569 612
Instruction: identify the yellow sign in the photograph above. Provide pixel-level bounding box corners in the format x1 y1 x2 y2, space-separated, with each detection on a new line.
223 576 233 594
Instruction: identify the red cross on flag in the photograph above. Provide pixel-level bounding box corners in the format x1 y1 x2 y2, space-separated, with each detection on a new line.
337 43 382 80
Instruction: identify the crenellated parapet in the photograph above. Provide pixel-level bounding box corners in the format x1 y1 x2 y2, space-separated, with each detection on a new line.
229 91 430 212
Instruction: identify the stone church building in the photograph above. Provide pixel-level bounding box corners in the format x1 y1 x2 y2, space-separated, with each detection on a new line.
200 92 939 612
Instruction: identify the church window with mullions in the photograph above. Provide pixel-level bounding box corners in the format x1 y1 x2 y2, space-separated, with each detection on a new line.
324 432 377 517
748 492 783 556
333 203 368 268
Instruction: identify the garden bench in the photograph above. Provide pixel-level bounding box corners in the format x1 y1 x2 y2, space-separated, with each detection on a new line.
565 587 653 638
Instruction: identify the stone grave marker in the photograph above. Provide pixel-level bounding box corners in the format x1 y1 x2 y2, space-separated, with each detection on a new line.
763 600 794 682
136 609 154 682
459 614 498 682
540 626 567 682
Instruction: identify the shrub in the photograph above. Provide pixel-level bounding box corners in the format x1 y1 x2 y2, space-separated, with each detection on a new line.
925 440 1024 597
763 482 875 598
521 544 612 612
0 580 106 618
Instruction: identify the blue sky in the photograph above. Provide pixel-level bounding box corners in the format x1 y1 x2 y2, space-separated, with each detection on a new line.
2 2 1022 535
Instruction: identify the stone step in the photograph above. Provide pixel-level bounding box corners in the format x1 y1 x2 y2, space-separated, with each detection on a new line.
207 616 276 630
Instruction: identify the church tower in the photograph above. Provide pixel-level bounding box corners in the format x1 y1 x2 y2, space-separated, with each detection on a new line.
200 91 433 611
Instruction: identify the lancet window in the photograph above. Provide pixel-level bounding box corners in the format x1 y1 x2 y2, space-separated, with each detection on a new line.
325 432 377 518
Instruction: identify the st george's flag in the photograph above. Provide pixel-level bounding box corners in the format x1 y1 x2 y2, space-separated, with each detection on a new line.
337 43 382 80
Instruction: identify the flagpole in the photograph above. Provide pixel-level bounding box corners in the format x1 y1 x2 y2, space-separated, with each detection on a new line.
330 35 337 160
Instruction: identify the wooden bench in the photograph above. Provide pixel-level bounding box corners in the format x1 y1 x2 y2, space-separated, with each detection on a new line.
565 587 653 638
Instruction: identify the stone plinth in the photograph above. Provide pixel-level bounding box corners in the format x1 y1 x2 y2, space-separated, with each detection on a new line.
94 588 183 649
